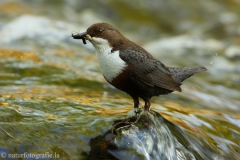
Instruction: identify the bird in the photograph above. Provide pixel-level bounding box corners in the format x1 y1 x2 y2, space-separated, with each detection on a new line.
72 22 207 111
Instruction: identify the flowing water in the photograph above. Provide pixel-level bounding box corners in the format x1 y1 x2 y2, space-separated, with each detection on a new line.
0 0 239 159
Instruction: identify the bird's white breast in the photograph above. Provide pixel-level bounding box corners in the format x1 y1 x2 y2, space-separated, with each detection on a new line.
91 37 127 82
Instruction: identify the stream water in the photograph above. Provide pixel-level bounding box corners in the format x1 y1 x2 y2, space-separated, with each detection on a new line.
0 0 239 159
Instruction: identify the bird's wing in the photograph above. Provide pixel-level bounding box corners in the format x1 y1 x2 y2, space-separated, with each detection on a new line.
119 49 181 91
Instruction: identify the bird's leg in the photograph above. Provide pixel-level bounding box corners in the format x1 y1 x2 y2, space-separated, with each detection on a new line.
132 96 139 108
144 99 151 111
111 96 141 132
111 97 141 133
132 96 143 114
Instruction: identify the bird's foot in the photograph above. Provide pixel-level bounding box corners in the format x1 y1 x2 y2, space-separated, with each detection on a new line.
134 107 142 114
144 106 151 111
127 107 142 117
111 108 143 133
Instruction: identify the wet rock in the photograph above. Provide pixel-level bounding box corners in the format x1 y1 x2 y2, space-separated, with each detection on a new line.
84 109 224 160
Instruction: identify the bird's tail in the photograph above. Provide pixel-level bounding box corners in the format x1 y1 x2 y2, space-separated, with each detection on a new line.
168 66 207 84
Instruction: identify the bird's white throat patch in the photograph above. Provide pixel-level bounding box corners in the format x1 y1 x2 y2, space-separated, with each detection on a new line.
91 37 127 82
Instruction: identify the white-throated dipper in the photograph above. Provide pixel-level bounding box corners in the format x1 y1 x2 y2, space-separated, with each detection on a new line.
72 23 207 111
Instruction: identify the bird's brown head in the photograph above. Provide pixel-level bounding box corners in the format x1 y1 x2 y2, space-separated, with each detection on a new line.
72 23 126 49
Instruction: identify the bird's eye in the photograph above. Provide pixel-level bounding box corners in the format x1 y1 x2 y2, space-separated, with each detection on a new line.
96 29 104 34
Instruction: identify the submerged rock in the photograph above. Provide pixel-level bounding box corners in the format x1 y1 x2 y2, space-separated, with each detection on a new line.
83 109 225 160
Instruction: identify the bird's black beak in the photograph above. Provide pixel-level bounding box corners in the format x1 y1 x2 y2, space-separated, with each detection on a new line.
72 31 87 44
72 32 86 39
